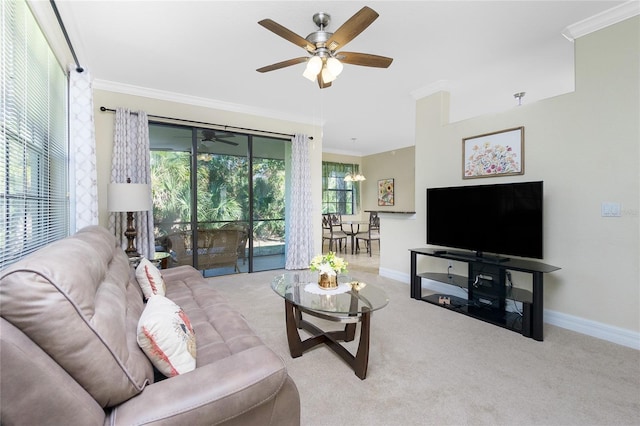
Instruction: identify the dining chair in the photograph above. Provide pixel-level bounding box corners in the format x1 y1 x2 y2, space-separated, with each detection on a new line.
356 212 380 256
322 213 347 253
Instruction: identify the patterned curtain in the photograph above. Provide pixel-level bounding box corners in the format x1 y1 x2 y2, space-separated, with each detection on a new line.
68 66 98 231
285 133 315 269
108 108 154 258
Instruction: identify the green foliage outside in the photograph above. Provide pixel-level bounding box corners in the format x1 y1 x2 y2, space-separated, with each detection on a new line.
151 151 285 241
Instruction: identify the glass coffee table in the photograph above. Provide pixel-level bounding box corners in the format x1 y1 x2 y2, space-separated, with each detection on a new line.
271 271 388 379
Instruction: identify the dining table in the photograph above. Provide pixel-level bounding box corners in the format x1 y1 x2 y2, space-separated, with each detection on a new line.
340 221 369 255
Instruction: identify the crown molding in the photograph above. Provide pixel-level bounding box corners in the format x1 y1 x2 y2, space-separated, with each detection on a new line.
92 79 320 127
562 0 640 41
322 147 367 157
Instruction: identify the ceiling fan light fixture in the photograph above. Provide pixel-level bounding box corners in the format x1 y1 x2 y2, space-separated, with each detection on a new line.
303 67 318 81
305 56 322 73
326 57 343 76
321 66 336 83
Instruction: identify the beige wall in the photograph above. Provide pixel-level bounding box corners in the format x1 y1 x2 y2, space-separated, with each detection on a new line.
362 147 415 213
93 89 324 255
381 17 639 335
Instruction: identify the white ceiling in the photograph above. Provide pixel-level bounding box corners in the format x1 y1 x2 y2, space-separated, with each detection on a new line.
42 1 631 156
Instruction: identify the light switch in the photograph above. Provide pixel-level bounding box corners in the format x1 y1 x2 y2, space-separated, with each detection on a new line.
601 202 621 217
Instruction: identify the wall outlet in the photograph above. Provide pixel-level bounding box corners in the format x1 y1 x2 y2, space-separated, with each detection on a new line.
601 202 621 217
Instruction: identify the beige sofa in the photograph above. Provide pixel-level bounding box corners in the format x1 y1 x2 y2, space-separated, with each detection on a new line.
0 225 299 425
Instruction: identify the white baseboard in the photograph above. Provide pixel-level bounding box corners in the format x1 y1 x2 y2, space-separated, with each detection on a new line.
545 310 640 350
379 267 409 283
378 269 640 350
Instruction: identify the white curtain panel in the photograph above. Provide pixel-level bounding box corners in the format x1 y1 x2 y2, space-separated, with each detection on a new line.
68 66 98 231
285 133 315 269
108 108 155 258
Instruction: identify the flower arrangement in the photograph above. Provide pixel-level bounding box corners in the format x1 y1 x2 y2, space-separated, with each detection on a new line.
309 252 348 275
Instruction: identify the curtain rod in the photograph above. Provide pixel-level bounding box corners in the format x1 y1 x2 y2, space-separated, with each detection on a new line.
50 0 83 72
99 107 311 140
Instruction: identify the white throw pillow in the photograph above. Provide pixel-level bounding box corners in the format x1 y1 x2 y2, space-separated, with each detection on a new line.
137 295 196 377
135 258 166 299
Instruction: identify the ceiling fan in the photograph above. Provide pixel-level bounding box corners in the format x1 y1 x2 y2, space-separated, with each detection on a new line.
195 130 239 147
256 6 393 88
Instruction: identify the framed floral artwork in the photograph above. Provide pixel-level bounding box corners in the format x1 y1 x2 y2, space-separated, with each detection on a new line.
463 126 524 179
378 178 394 206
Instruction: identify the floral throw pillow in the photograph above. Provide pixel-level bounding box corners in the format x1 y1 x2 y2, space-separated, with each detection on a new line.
137 295 196 377
135 258 166 299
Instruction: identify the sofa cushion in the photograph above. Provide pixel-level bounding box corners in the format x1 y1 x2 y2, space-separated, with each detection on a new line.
137 295 196 377
161 266 265 365
135 258 166 299
0 225 154 407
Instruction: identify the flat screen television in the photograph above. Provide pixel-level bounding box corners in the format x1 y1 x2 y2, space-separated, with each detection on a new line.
426 181 543 259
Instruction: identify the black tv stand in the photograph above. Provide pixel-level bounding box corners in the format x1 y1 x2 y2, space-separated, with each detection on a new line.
475 251 510 262
409 248 560 341
440 249 510 263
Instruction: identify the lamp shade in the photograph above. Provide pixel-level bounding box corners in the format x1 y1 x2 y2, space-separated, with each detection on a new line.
326 57 343 76
108 183 152 212
305 56 322 75
303 56 323 81
321 66 336 83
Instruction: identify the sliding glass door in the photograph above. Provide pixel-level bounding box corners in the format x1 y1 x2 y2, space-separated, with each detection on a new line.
149 123 287 275
251 137 286 272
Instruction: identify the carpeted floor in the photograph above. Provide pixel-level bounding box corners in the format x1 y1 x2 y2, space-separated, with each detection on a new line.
208 269 639 426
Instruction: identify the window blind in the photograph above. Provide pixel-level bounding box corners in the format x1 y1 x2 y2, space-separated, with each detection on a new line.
1 0 69 269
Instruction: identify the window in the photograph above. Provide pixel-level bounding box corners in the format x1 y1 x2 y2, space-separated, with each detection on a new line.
321 162 360 215
1 0 69 269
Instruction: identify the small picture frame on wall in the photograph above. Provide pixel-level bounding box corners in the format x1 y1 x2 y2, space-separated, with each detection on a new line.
463 126 524 179
378 178 394 206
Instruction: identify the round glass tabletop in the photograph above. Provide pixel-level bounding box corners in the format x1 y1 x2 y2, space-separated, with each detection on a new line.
271 271 389 316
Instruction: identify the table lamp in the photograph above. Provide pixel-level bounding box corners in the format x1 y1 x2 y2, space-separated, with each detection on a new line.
107 178 152 257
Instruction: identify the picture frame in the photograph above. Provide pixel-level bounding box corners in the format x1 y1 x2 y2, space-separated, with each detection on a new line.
463 126 524 179
378 178 394 206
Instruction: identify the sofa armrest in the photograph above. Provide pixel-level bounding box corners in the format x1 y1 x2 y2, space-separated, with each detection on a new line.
107 346 292 425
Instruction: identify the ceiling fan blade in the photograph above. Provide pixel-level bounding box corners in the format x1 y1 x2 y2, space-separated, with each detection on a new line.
217 139 239 146
202 129 236 139
211 131 235 139
317 74 332 89
258 19 315 52
325 6 378 51
257 57 308 73
338 52 393 68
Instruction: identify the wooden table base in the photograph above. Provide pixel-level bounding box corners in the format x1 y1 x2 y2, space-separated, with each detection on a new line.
284 299 371 380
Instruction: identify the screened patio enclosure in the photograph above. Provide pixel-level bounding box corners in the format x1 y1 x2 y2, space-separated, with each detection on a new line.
149 123 290 275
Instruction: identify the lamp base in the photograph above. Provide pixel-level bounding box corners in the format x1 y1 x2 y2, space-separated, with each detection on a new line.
125 249 141 258
124 211 140 258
